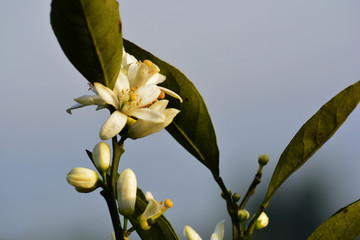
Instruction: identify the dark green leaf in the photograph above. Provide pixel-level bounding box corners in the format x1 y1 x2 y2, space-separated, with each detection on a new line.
128 188 179 240
51 0 123 89
123 40 220 176
263 81 360 206
307 199 360 240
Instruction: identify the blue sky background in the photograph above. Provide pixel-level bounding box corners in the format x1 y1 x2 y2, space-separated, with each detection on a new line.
1 1 360 239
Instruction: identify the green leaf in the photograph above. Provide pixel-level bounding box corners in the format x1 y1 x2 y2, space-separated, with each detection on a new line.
51 0 123 89
128 189 179 240
263 81 360 206
123 40 220 176
307 199 360 240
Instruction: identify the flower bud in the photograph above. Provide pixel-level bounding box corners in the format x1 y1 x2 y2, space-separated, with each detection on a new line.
92 142 111 172
237 209 250 222
258 154 269 166
66 167 99 192
232 192 241 203
183 225 202 240
255 212 269 230
117 168 137 216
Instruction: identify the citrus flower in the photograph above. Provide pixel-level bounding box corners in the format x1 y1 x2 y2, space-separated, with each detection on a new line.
183 220 225 240
117 169 137 216
67 50 182 140
139 191 173 230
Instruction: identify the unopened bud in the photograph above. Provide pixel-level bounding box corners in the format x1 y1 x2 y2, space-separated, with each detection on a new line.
232 192 241 203
183 225 202 240
237 209 250 222
66 167 99 192
258 154 269 166
221 189 231 199
117 169 137 216
255 212 269 229
92 142 111 172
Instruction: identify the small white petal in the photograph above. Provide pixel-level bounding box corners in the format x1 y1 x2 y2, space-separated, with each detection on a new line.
74 95 105 105
210 220 225 240
130 108 165 123
94 82 120 109
129 63 150 88
146 72 166 85
66 103 86 114
135 85 161 107
149 100 169 112
158 86 183 102
141 198 161 220
145 191 154 201
122 50 137 66
183 226 202 240
99 111 127 140
113 70 130 96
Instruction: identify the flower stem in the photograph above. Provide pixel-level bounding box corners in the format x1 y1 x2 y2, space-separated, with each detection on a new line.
213 174 241 240
239 166 263 210
101 137 126 240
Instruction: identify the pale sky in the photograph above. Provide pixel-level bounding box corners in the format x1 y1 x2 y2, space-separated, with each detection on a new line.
1 1 360 239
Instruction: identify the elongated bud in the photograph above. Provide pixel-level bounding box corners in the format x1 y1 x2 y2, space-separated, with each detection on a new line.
255 212 269 229
92 142 111 172
183 225 202 240
117 169 137 216
66 167 99 192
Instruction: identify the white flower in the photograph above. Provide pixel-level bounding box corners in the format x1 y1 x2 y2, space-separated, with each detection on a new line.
67 50 182 140
127 100 180 139
66 167 99 193
255 212 269 230
183 220 225 240
117 168 137 216
92 142 111 172
139 191 173 230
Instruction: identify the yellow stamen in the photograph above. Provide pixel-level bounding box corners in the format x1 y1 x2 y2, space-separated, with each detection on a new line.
158 90 165 100
130 93 137 101
164 199 173 208
143 60 153 67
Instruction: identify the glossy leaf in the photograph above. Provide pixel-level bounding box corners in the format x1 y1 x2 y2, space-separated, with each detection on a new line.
123 40 220 176
128 188 179 240
307 199 360 240
263 81 360 206
51 0 123 89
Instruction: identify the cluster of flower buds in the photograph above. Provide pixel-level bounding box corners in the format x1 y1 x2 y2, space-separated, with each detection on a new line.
66 141 111 193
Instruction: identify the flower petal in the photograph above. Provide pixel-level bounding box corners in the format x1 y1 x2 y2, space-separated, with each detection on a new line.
99 111 127 140
130 108 165 123
113 70 130 96
128 63 150 88
210 220 225 240
141 198 161 220
127 108 179 139
159 86 183 103
135 85 161 107
66 103 86 114
149 100 169 112
146 72 166 85
183 226 202 240
122 50 137 66
94 82 120 109
74 95 105 105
